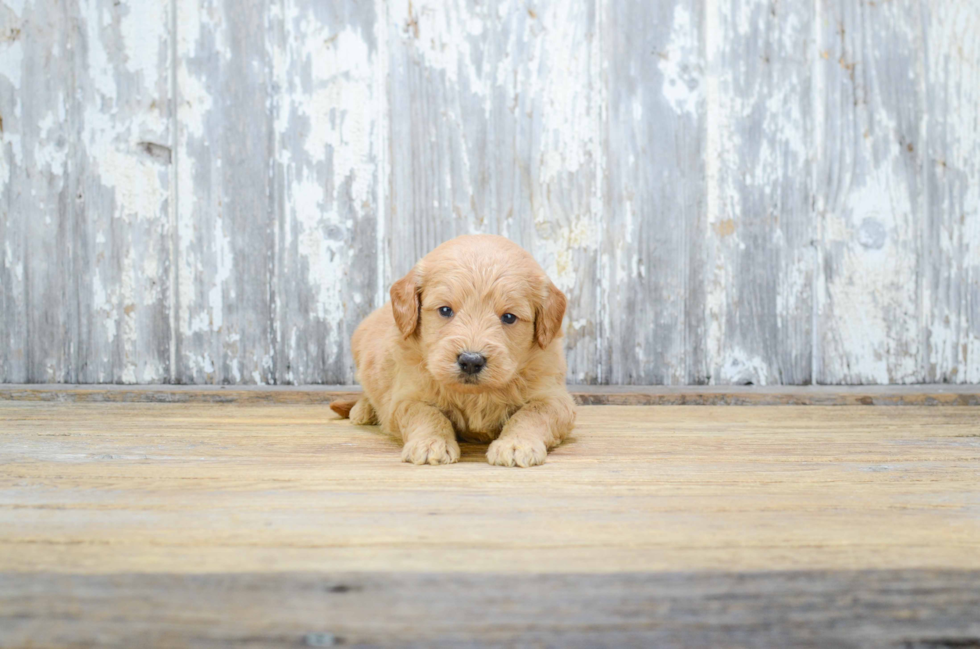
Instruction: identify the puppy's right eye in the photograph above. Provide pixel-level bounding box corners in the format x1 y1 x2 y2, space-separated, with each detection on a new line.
438 306 454 318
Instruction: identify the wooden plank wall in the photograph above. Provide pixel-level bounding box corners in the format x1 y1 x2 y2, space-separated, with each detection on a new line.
1 0 978 386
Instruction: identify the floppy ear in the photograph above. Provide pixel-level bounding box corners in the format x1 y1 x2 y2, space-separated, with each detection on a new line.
390 268 421 338
534 281 567 349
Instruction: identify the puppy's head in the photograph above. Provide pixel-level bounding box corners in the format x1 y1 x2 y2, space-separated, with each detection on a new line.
390 235 566 392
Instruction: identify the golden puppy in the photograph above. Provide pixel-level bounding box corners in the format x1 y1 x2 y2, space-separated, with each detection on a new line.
330 235 576 467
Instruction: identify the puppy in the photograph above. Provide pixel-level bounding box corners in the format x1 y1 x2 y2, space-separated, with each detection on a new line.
330 234 576 467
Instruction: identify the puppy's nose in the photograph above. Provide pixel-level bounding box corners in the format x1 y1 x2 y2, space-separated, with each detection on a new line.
457 352 486 375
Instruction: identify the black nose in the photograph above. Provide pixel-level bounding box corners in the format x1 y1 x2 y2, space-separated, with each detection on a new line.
457 352 486 375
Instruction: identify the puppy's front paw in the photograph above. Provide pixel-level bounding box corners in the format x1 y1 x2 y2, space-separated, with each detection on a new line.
487 437 548 468
401 436 461 466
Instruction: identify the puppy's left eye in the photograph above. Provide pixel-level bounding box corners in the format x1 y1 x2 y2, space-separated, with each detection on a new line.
500 313 518 325
438 306 454 318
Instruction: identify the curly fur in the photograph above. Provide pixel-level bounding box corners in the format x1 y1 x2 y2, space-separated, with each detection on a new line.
337 235 576 467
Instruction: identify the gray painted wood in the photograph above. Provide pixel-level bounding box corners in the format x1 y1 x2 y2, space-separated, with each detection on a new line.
601 0 706 384
922 2 980 384
386 0 600 382
75 0 174 383
272 0 381 385
0 0 172 383
1 0 76 383
704 0 814 385
815 0 926 384
175 0 279 384
2 0 979 385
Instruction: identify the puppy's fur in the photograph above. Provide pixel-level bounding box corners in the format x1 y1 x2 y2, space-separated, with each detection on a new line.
331 235 576 467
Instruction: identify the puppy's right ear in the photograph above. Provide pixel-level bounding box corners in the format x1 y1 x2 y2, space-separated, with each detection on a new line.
390 268 421 338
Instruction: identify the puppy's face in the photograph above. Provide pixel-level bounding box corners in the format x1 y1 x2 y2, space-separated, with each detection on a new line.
390 237 566 393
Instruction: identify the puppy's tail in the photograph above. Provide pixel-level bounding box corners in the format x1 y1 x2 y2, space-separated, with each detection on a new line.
329 398 359 418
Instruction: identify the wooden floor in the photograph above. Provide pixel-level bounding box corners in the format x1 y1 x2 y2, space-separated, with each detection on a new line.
2 401 979 647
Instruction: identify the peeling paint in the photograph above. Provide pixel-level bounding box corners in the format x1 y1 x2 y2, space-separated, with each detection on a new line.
659 4 702 116
3 0 979 386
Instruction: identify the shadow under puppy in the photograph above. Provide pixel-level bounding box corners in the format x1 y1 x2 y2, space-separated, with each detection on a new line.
331 234 576 467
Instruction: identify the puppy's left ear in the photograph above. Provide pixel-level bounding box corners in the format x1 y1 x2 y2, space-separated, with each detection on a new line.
534 281 567 349
390 268 421 338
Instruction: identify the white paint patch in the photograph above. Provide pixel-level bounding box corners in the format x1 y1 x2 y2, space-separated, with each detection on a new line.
659 4 703 116
717 347 771 386
117 1 168 90
824 164 919 383
392 0 486 96
33 111 69 176
301 29 375 209
1 0 25 18
0 16 24 89
277 2 377 347
208 214 232 332
79 0 118 103
91 142 168 222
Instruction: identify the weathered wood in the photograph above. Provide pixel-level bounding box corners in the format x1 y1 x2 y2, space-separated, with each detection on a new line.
174 0 278 384
272 0 381 385
2 383 980 406
2 402 979 644
1 403 978 574
0 0 173 384
601 0 706 385
0 0 77 383
922 2 980 383
2 0 980 386
704 0 813 385
386 0 600 382
2 570 979 648
74 0 174 383
815 0 925 384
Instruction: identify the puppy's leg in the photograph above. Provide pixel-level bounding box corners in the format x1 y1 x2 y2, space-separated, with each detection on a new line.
392 400 461 466
487 393 575 468
349 397 378 425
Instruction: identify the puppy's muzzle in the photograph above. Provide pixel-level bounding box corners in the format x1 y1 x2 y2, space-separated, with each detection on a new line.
457 351 486 376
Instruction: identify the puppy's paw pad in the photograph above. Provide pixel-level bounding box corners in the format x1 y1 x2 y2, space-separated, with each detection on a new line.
401 436 461 466
486 437 547 468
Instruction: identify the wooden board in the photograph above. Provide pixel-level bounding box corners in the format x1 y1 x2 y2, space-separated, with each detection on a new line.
601 0 705 385
815 0 932 384
0 0 174 384
174 0 278 384
2 0 980 386
386 0 601 382
0 0 75 383
3 570 980 648
1 402 979 646
1 403 978 574
922 3 980 383
2 384 980 405
704 0 813 385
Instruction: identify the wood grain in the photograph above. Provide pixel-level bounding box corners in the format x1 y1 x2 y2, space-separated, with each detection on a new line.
2 401 979 646
386 0 600 382
0 0 174 384
2 383 980 405
272 0 382 385
2 0 980 386
75 0 175 384
704 0 813 385
815 0 925 384
922 2 980 383
3 570 979 648
1 0 77 383
601 0 705 385
1 403 978 574
174 0 278 384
